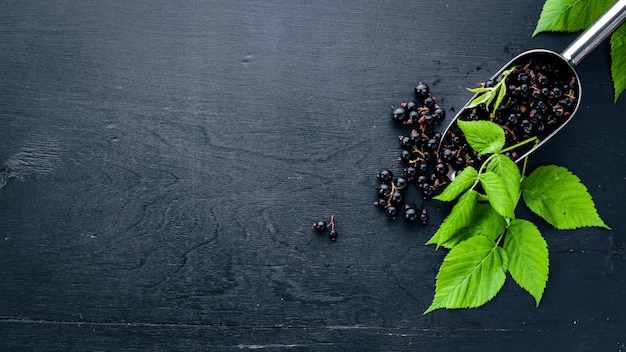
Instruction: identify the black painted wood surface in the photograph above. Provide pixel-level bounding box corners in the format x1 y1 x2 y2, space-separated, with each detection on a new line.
1 1 625 351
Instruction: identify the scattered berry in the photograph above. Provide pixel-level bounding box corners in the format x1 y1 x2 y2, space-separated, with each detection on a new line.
420 208 429 225
329 229 338 241
403 206 418 223
311 214 339 241
312 220 327 232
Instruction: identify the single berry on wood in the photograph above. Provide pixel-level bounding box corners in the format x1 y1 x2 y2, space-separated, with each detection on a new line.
404 206 418 223
312 220 327 232
392 106 407 122
415 82 430 100
420 208 429 225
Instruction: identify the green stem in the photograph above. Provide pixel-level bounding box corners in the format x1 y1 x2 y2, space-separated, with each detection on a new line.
469 153 499 190
495 232 505 247
499 136 539 154
521 155 529 178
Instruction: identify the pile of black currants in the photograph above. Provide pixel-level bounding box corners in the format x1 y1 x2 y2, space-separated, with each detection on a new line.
374 56 579 222
373 82 446 222
440 56 579 176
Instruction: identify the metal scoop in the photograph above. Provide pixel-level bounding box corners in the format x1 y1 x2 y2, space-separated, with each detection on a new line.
439 0 626 172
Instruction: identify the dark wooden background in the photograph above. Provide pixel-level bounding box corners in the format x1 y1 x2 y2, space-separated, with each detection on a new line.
1 1 625 351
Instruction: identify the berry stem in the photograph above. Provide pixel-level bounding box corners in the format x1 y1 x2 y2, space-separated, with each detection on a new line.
386 182 397 208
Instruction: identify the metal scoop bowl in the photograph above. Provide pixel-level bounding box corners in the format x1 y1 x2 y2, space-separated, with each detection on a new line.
438 0 626 178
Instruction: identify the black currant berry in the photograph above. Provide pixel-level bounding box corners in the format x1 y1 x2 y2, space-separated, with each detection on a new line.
435 162 446 176
400 135 413 149
392 107 407 122
415 82 430 100
373 198 387 207
404 166 417 180
420 208 429 225
405 101 418 111
416 175 427 187
394 177 408 191
312 220 327 231
432 107 446 122
377 169 393 184
399 149 412 162
386 206 398 219
329 229 338 241
441 148 453 162
404 207 418 223
390 191 403 206
416 162 428 175
378 183 391 197
426 138 438 151
408 110 420 124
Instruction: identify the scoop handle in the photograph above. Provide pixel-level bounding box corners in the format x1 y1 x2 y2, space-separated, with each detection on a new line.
561 0 626 66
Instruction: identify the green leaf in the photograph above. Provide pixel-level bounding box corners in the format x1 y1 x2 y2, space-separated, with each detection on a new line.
486 154 522 204
493 79 508 112
521 165 610 229
466 87 491 93
533 0 613 36
611 25 626 102
424 235 508 314
427 190 479 248
463 203 507 243
465 66 517 114
465 90 493 109
480 171 516 219
434 166 478 202
504 219 549 307
434 203 507 249
457 120 505 155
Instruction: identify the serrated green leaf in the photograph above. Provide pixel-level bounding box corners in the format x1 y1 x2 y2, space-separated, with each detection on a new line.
424 235 508 314
486 154 522 204
504 219 549 307
521 165 610 229
533 0 613 36
480 171 516 219
434 166 479 202
457 120 505 155
464 203 507 242
433 203 507 249
611 25 626 102
427 190 479 248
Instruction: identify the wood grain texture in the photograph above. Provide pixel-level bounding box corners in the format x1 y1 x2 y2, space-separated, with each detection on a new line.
0 0 625 351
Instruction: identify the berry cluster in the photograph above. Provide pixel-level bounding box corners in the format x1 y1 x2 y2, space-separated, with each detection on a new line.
374 81 445 222
440 57 579 176
312 214 338 241
374 169 429 223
